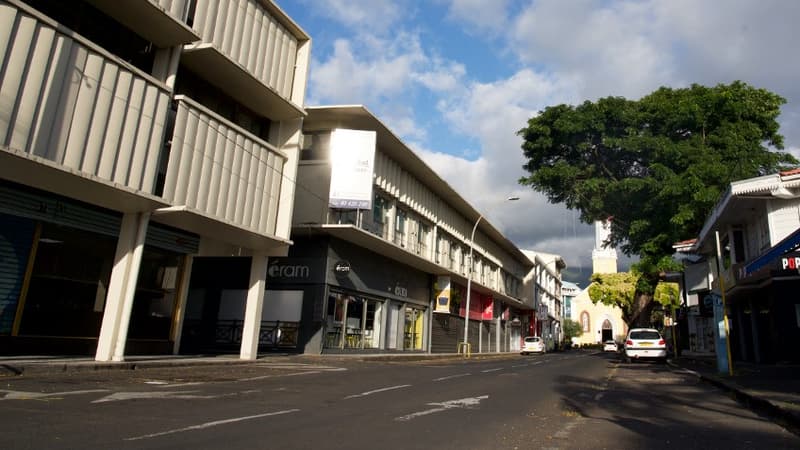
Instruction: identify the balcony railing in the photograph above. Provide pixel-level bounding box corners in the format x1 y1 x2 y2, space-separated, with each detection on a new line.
190 0 298 100
160 96 286 236
0 1 170 194
183 319 298 349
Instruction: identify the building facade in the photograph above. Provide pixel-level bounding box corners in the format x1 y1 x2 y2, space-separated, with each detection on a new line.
0 0 310 361
277 106 534 354
672 239 715 355
569 221 627 346
687 170 800 364
523 251 564 350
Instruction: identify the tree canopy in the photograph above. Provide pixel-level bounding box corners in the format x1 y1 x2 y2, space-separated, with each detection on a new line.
587 271 680 327
518 81 796 266
518 81 797 326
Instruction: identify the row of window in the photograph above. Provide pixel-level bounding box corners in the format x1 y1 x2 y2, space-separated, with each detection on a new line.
301 130 524 299
330 191 521 298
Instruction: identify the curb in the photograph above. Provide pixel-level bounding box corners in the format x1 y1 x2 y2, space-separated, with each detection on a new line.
1 358 260 376
0 352 520 376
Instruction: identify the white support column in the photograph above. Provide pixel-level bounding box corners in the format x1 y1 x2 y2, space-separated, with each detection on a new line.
95 212 150 362
274 119 302 241
387 200 397 243
431 225 439 263
171 255 194 355
240 254 268 360
496 311 501 352
478 319 483 353
151 46 182 89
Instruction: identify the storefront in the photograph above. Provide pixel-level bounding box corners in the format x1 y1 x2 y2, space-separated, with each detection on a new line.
724 250 800 364
266 236 431 354
429 278 529 354
0 182 198 355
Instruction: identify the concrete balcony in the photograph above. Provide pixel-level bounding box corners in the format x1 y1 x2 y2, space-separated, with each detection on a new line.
154 95 290 251
0 1 172 212
84 0 199 47
182 0 308 121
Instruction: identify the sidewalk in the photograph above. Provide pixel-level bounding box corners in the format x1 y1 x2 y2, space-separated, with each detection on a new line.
668 354 800 436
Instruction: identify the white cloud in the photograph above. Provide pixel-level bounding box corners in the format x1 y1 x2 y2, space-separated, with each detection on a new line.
442 0 511 35
411 68 595 276
510 0 674 100
299 0 405 32
308 36 423 106
507 0 800 111
412 57 467 93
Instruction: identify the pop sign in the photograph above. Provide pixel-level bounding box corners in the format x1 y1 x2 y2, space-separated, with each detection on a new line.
781 256 800 270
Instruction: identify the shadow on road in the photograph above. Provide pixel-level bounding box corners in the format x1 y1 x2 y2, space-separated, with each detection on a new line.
551 351 800 449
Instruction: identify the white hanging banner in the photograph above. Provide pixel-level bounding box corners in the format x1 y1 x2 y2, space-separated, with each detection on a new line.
329 129 376 210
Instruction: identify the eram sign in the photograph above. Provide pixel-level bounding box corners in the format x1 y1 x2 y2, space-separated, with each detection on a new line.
267 261 310 279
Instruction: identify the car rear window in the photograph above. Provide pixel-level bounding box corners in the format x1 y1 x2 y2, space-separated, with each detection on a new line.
524 337 540 342
630 331 661 340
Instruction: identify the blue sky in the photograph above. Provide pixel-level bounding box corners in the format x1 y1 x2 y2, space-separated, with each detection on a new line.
277 0 800 285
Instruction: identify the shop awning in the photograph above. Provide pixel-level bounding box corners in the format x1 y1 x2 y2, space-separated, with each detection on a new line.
744 227 800 276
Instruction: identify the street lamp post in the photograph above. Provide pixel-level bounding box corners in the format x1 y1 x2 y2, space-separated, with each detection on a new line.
462 196 519 355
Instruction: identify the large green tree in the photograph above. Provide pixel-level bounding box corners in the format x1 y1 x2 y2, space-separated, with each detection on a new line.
587 271 680 328
518 81 797 327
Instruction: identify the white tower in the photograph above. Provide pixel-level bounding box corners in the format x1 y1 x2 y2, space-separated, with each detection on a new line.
592 220 618 274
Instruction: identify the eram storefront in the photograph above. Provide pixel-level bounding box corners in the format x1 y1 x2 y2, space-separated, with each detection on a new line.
265 235 431 354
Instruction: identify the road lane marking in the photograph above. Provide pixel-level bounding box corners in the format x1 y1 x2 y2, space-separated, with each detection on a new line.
92 390 219 403
395 395 489 421
432 373 471 382
155 382 205 388
344 384 411 399
0 389 109 401
148 370 328 387
511 364 529 368
481 368 503 373
253 363 347 371
124 409 300 441
238 370 322 382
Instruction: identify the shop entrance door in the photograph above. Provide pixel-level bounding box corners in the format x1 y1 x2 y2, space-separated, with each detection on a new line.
403 306 424 350
601 319 613 342
509 325 521 351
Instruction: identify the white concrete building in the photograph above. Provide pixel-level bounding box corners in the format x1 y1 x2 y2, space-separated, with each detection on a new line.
523 250 565 349
0 0 310 361
275 105 534 354
684 170 800 363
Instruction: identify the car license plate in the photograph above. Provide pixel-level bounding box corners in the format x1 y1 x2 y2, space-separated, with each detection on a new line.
640 342 652 346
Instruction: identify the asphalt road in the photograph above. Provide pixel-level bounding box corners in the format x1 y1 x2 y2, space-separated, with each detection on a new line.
1 351 798 449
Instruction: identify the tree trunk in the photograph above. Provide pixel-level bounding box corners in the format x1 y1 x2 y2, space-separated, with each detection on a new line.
626 291 656 328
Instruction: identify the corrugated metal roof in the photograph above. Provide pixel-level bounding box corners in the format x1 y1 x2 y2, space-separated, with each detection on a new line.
780 168 800 177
